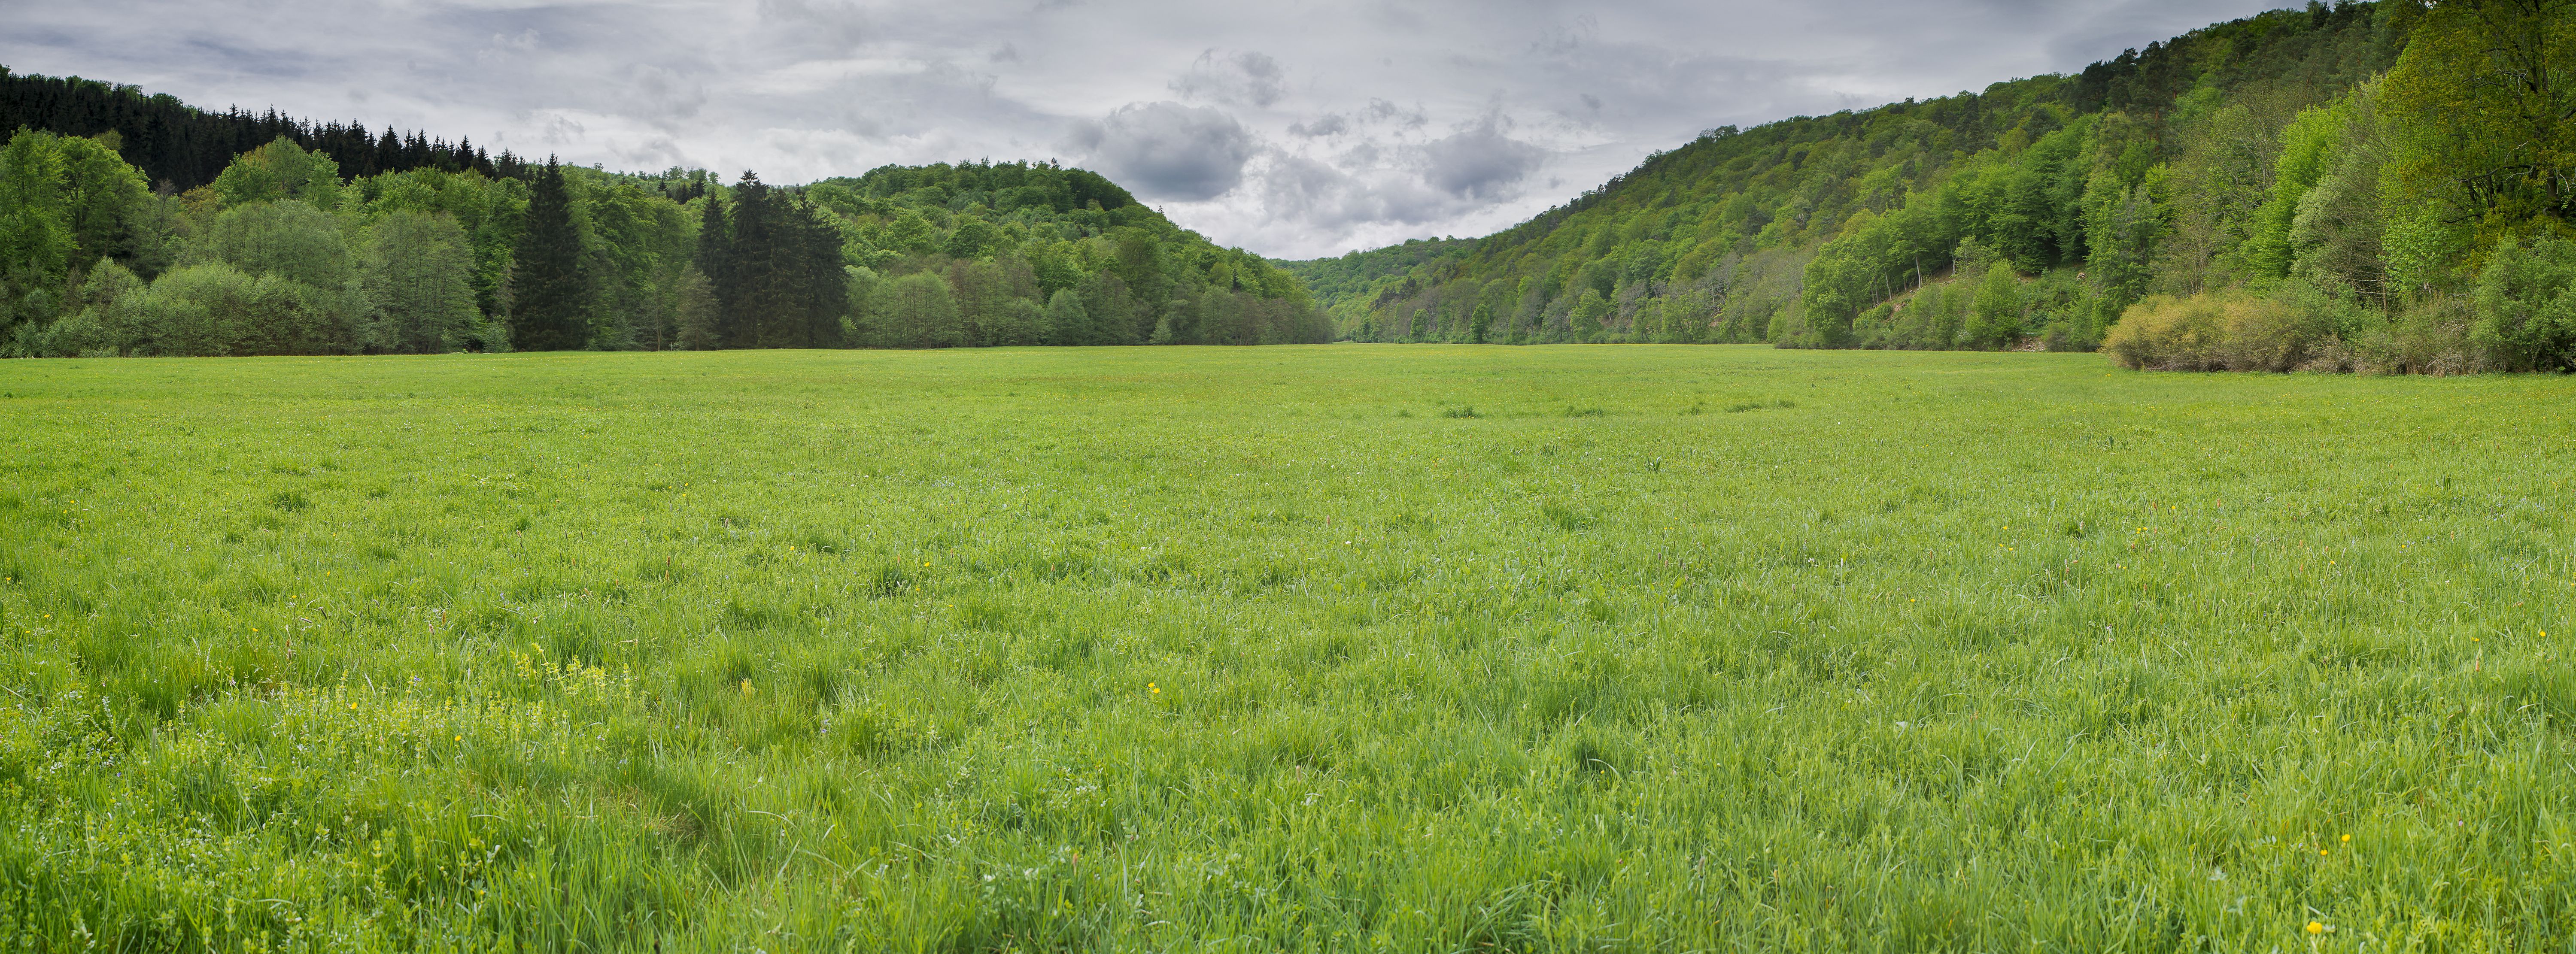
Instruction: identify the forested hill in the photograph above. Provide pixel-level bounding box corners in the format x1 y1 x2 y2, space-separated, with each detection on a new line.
1284 1 2576 373
807 162 1331 347
0 69 1329 357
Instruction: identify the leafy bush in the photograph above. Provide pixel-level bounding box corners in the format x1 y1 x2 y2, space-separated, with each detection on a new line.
2372 295 2477 376
2108 285 2371 372
2216 291 2339 372
133 263 350 356
2470 234 2576 372
2105 294 2229 370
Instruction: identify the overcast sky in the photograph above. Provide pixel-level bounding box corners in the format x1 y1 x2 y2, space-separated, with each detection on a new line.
4 0 2287 259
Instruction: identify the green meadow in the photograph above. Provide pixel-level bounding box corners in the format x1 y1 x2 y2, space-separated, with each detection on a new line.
3 345 2573 951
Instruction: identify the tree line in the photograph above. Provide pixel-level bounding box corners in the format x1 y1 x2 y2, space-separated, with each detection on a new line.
1291 0 2576 373
1 65 527 192
0 76 1329 357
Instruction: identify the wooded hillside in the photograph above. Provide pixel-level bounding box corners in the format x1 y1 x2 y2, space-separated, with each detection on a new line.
1288 1 2576 373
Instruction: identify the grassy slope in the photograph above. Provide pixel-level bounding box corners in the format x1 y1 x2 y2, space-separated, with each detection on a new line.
3 348 2573 949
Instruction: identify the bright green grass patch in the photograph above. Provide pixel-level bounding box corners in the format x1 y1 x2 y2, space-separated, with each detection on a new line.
3 345 2573 951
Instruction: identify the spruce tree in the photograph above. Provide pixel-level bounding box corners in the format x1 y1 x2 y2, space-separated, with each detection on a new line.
723 172 779 347
798 200 847 348
693 194 733 347
510 158 588 351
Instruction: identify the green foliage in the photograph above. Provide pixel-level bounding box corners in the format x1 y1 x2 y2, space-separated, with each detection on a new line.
0 129 160 344
702 172 845 350
2471 233 2576 371
46 132 154 269
5 347 2576 948
25 259 142 356
811 161 1328 346
1967 261 2024 349
2382 0 2576 256
122 261 354 356
210 137 344 211
569 169 696 351
0 129 74 337
673 265 719 351
352 166 528 318
1042 288 1089 346
193 200 360 295
861 271 963 348
362 210 486 354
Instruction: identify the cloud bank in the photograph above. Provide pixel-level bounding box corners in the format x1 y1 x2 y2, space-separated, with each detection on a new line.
0 0 2290 258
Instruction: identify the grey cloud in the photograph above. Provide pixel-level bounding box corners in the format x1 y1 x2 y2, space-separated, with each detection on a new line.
630 65 708 124
1253 154 1450 233
1066 102 1258 202
1288 114 1347 138
1171 50 1287 108
753 0 872 57
808 60 1042 149
1419 117 1546 200
1530 15 1598 55
1362 98 1428 129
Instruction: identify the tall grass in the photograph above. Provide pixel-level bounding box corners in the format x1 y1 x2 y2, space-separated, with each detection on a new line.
2 345 2571 951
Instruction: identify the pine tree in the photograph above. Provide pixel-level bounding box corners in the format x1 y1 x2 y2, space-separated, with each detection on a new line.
510 158 588 351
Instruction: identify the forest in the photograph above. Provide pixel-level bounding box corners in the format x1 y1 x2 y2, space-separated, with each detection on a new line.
0 71 1327 357
1289 0 2576 373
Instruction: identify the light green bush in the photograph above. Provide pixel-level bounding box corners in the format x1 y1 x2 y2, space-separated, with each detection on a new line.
2105 293 2229 370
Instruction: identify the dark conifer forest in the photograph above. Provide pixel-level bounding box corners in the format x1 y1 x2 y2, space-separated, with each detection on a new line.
1 66 524 190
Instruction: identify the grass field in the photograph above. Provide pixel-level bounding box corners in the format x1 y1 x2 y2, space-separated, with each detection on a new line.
3 344 2573 951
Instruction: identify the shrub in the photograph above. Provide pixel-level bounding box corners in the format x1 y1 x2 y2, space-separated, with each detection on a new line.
2470 234 2576 372
2105 294 2228 370
2106 286 2365 372
2378 295 2478 376
2217 292 2338 372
